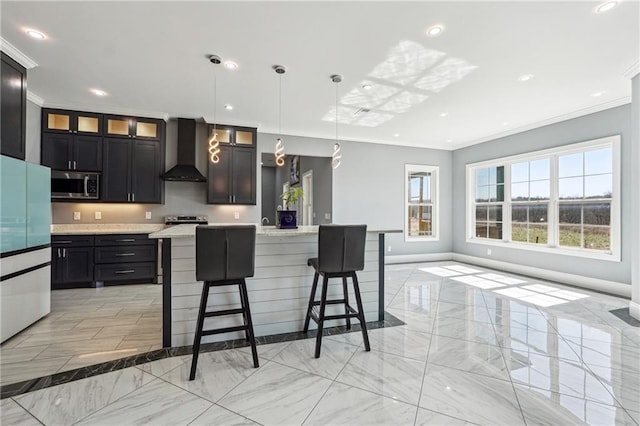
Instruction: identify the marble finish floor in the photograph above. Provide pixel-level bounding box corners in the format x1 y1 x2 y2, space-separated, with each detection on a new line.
1 261 639 425
0 284 162 386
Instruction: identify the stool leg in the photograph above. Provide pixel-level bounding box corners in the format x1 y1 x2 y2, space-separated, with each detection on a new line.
342 276 351 330
303 272 319 333
240 279 259 368
238 280 250 343
351 272 370 352
315 275 329 358
189 281 211 381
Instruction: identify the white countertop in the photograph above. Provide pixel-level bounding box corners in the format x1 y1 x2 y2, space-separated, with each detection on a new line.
148 224 401 239
51 224 167 235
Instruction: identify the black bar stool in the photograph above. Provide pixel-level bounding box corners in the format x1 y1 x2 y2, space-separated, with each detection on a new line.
189 225 259 381
303 224 371 358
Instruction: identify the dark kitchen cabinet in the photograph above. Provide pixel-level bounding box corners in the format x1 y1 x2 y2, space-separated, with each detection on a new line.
207 125 256 205
94 234 157 284
42 133 102 171
104 114 162 140
102 137 163 203
43 109 102 135
1 52 27 160
51 235 94 289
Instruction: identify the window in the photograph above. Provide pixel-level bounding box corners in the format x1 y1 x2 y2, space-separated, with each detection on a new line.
466 136 620 260
405 165 438 240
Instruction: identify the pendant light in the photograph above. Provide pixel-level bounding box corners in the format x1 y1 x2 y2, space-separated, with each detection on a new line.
274 65 287 167
331 74 343 169
208 55 221 164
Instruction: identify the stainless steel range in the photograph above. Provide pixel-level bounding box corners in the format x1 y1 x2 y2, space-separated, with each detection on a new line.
164 215 208 225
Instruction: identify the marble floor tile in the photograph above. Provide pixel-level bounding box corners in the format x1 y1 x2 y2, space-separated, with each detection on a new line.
136 354 190 377
566 339 640 376
419 364 525 425
34 337 124 359
363 326 432 361
189 404 259 426
14 367 155 425
431 315 499 346
237 341 292 360
218 361 332 426
428 334 511 381
325 329 369 346
59 346 153 372
271 338 358 379
385 308 435 334
336 349 426 405
502 348 618 406
162 349 260 402
587 364 640 415
75 378 212 425
414 408 478 426
0 398 41 426
304 382 418 426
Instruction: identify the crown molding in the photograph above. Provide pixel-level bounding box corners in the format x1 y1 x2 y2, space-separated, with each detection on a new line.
452 96 632 150
0 38 37 69
27 91 44 106
623 59 639 79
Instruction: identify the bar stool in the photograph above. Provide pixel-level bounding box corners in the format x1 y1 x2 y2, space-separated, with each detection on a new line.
303 224 371 358
189 225 259 381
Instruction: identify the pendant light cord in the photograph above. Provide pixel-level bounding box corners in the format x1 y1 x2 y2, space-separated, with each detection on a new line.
279 73 282 138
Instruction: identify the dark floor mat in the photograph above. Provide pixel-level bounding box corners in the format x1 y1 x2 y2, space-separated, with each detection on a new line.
609 308 640 327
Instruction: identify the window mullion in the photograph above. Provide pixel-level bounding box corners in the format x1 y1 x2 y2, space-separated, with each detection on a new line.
504 164 511 242
549 154 559 248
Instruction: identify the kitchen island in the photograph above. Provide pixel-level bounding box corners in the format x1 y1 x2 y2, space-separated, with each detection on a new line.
149 224 400 347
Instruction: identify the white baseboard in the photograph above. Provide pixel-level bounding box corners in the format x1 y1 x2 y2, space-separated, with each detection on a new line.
452 253 631 298
385 252 454 265
630 301 640 320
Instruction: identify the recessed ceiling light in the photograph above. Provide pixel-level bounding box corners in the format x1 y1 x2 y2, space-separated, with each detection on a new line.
502 122 509 126
446 139 453 143
426 25 444 37
224 61 238 70
91 89 107 97
393 133 400 137
25 29 46 40
517 74 534 82
591 91 606 97
224 104 233 110
362 83 372 90
439 112 449 117
595 1 618 13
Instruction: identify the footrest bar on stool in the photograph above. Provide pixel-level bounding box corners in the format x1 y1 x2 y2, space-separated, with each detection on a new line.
202 325 247 336
204 308 245 317
312 299 347 306
323 313 361 321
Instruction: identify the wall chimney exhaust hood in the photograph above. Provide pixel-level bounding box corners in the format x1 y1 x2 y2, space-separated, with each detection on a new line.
162 118 207 182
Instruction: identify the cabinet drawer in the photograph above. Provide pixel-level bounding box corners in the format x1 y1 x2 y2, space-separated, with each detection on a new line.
94 262 155 282
94 245 155 264
94 234 153 246
52 235 94 247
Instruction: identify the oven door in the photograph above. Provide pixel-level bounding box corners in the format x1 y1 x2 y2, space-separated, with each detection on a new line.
51 171 100 200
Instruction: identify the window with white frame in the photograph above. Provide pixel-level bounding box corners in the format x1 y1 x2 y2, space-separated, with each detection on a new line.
466 136 620 260
405 165 438 240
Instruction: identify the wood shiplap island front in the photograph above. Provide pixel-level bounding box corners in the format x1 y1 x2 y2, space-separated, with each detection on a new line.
149 224 400 347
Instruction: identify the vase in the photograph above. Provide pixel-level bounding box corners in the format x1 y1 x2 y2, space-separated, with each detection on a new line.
277 210 298 229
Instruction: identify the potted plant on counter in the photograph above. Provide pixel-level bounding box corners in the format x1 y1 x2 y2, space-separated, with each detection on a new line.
277 187 304 229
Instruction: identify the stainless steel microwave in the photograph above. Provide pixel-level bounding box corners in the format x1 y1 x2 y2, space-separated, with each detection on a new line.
51 171 99 200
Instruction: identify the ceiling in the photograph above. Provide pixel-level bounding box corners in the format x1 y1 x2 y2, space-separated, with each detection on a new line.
1 1 638 150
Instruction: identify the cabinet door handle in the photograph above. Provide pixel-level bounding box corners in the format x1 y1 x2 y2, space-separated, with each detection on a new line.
56 240 73 244
68 160 71 169
73 161 77 170
116 239 136 242
57 248 61 258
132 193 135 202
63 248 66 258
115 270 135 274
127 193 130 202
115 252 135 257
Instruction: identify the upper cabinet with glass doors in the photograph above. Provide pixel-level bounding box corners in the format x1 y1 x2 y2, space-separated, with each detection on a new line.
44 109 102 135
104 115 162 140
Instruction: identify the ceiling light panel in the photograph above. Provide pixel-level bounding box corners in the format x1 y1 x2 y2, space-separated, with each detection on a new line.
25 29 46 39
595 1 618 13
340 83 401 109
414 57 478 92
